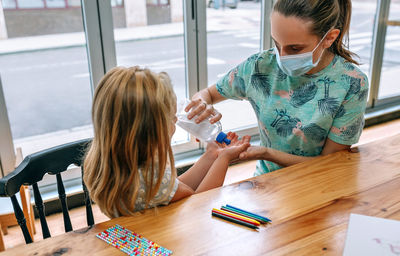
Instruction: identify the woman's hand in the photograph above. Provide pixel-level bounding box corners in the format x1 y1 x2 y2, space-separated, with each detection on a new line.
239 146 269 161
185 98 222 124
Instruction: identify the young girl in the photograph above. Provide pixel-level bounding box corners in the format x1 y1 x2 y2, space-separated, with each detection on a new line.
83 66 250 218
186 0 369 176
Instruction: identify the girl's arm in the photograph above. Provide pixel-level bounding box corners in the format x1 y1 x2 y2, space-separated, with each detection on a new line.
195 140 250 193
239 138 350 167
170 182 195 202
176 150 218 191
171 133 250 201
178 132 248 191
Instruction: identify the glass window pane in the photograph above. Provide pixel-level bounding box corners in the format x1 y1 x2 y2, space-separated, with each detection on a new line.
206 0 260 131
378 0 400 99
17 0 44 8
111 0 123 7
111 0 191 148
46 0 66 8
67 0 80 7
2 0 16 9
349 1 377 84
0 3 92 156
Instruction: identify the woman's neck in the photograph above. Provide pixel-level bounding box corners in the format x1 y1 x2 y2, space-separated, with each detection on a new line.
307 51 335 75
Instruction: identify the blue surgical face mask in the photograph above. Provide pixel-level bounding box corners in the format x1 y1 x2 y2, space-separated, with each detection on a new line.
274 32 328 77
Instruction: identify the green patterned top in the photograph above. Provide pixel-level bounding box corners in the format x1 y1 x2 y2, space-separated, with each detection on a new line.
216 49 369 176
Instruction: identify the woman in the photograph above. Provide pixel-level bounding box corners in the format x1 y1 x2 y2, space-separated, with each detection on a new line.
185 0 369 176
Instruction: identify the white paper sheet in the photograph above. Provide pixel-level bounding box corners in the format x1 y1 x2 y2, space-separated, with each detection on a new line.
343 214 400 256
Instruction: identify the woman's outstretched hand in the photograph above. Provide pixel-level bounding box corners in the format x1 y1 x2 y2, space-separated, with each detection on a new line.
185 98 222 124
239 146 269 161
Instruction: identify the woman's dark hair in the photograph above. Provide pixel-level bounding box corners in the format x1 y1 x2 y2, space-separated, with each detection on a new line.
273 0 358 65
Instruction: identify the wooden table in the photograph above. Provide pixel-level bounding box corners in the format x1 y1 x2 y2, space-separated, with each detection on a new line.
2 134 400 255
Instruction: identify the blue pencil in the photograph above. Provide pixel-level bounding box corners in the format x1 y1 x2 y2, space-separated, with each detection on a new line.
221 206 268 224
223 205 269 223
226 204 271 222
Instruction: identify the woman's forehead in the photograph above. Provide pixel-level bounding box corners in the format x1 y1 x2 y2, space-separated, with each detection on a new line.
270 11 318 45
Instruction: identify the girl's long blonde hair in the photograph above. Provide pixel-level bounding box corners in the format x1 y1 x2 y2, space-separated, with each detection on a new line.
83 66 177 218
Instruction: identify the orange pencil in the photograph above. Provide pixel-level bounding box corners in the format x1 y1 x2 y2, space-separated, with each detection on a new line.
212 208 260 226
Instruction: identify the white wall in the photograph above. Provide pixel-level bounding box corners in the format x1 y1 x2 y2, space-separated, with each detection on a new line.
124 0 147 27
170 0 183 22
0 77 15 177
0 2 8 39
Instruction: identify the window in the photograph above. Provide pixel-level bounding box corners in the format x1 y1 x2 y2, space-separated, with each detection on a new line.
45 0 66 8
206 0 260 133
67 0 80 7
0 1 92 158
146 0 169 6
111 0 196 154
15 0 44 8
377 0 400 100
2 0 16 9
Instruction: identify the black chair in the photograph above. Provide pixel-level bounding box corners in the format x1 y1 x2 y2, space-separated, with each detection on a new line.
0 138 94 244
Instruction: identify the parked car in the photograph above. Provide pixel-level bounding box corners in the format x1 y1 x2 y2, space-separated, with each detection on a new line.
207 0 238 9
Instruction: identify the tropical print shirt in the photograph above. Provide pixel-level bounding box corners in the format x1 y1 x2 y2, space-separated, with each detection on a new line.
216 48 369 176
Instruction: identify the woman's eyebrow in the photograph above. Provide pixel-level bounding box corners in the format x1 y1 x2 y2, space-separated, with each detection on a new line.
271 36 306 47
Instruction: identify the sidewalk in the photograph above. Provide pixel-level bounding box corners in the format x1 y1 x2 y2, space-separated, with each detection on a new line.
0 1 387 55
0 5 260 55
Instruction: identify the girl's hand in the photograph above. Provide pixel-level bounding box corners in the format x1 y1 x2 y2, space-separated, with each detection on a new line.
185 98 222 124
217 133 251 162
205 132 250 161
239 146 269 161
205 132 237 158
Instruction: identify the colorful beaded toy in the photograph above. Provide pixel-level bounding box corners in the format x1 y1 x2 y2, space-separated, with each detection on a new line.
96 224 173 256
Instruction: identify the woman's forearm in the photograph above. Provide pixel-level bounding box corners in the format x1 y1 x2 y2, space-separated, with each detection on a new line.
192 87 214 104
192 85 226 105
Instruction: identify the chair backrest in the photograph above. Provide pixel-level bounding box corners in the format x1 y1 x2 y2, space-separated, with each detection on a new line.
0 138 94 244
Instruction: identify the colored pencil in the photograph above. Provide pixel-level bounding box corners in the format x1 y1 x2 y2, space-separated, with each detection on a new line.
211 209 260 226
212 208 260 225
221 206 268 224
211 212 259 229
226 204 271 222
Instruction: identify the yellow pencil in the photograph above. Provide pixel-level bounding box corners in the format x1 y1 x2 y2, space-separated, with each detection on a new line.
212 208 261 225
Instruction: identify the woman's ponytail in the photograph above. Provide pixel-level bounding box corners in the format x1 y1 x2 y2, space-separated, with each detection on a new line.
274 0 359 65
332 0 358 64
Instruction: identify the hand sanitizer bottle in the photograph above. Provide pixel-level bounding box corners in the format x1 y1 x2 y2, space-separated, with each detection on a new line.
176 99 231 145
